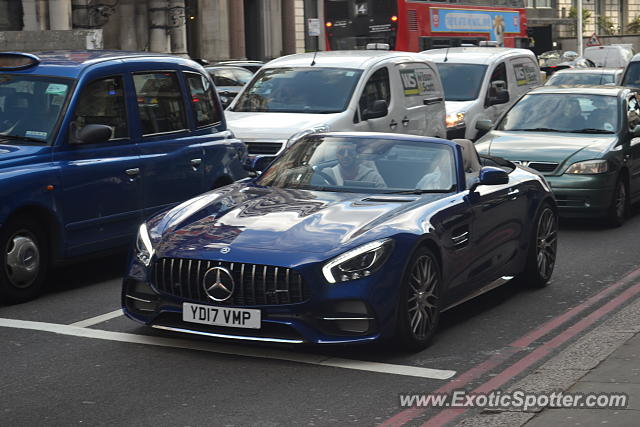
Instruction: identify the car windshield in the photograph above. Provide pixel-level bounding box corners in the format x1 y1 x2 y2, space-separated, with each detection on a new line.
256 136 456 194
0 74 73 144
622 62 640 88
231 67 362 113
435 63 487 101
546 72 616 86
207 67 253 87
497 93 619 133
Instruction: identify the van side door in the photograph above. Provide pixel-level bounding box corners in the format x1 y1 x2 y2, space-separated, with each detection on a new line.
131 71 206 218
352 66 397 133
395 62 446 138
54 74 142 256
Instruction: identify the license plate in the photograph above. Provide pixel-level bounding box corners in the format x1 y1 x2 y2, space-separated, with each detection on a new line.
182 302 261 329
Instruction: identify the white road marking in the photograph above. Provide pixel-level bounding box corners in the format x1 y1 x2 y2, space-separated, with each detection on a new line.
0 318 456 380
70 309 123 327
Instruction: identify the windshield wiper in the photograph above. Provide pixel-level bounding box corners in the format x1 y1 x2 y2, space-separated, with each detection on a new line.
507 128 562 132
385 186 456 195
0 134 48 144
567 128 615 134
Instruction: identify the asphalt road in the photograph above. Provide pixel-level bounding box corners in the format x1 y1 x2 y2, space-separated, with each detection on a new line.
2 209 640 426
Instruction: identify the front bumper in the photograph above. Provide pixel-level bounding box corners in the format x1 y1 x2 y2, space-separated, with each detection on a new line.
122 249 408 345
545 172 617 217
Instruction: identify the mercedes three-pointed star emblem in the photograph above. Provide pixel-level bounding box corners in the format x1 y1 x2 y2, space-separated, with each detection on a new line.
202 266 235 302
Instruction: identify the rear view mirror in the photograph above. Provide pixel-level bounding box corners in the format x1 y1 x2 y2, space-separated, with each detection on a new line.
362 100 388 120
71 124 112 145
245 155 274 177
475 119 494 131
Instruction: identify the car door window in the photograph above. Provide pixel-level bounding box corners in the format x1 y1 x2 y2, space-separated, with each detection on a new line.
73 76 128 140
628 95 640 130
359 67 391 115
133 72 187 135
487 62 508 102
185 72 222 127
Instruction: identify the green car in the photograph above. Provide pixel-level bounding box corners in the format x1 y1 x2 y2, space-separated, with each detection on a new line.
475 86 640 226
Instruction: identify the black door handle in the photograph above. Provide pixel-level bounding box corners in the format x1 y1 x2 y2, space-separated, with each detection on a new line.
390 120 398 130
402 117 410 126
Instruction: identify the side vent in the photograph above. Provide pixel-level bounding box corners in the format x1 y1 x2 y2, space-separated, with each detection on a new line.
408 10 418 31
451 227 470 249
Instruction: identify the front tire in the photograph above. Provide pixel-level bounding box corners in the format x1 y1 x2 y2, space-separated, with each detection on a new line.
395 247 442 351
0 218 48 304
519 203 557 288
607 177 628 227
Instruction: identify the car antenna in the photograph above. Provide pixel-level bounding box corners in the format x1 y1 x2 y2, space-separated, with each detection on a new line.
444 47 449 62
310 49 318 66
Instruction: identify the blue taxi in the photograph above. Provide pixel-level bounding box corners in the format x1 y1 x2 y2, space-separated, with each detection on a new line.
0 51 247 303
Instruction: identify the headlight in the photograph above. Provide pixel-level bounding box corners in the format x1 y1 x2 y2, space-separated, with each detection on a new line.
136 223 155 266
445 112 465 128
322 239 393 284
286 125 330 147
564 159 609 175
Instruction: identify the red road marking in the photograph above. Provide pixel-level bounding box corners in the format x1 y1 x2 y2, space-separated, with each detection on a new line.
380 266 640 427
422 281 640 426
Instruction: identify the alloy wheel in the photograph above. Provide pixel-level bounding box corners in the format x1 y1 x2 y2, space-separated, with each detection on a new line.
536 208 557 281
407 255 439 339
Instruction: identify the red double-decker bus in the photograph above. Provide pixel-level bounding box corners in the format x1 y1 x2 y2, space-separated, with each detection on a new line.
325 1 529 51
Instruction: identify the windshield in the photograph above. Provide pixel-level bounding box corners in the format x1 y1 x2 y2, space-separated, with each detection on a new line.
435 63 487 101
207 67 253 87
497 93 619 133
546 72 616 86
622 62 640 88
231 67 362 113
256 135 456 194
0 74 73 144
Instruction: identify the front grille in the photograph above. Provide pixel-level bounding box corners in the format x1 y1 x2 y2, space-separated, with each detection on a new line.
527 162 559 173
246 142 283 155
152 258 309 306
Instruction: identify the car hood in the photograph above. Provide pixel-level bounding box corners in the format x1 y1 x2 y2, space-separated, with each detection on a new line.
445 100 476 115
224 111 338 140
0 143 48 165
475 131 617 164
150 184 449 256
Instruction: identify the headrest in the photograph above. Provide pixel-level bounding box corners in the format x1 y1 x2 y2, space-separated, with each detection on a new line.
453 138 481 173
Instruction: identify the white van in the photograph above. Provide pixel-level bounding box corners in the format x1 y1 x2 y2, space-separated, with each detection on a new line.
420 47 542 140
584 45 634 69
225 50 447 158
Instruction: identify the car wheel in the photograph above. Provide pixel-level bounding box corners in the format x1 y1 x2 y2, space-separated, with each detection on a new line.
0 218 48 304
395 247 441 351
519 203 557 288
607 177 628 227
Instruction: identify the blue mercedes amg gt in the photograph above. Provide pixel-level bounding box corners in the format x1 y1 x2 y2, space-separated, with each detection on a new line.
122 133 558 350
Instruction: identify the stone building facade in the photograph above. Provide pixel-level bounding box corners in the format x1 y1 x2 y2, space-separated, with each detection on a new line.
0 0 322 61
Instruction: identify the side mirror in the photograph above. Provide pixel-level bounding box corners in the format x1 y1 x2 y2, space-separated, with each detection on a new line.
633 124 640 137
487 80 509 106
470 166 509 191
475 119 494 131
362 100 388 120
245 155 274 177
71 124 112 145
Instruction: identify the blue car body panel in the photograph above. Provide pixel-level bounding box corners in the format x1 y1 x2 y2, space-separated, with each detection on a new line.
0 51 247 264
121 133 555 345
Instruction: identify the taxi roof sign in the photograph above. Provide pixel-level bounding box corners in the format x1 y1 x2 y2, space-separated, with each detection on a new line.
0 52 40 70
